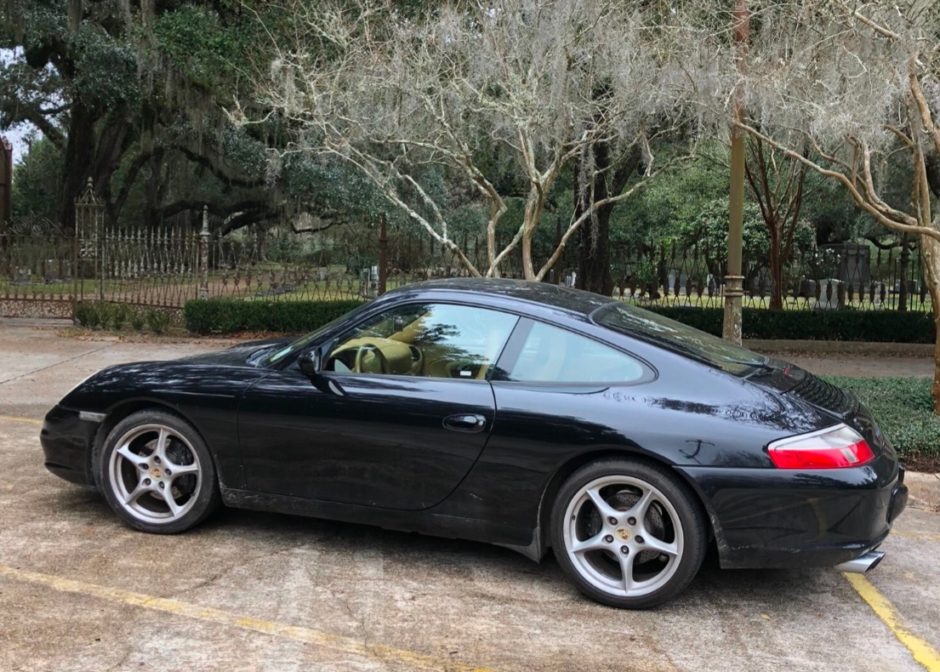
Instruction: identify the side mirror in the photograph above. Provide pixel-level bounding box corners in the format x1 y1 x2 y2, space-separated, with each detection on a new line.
298 350 343 395
298 350 322 380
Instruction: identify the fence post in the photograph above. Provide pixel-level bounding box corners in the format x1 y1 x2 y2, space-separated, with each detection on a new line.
74 178 101 311
96 187 105 302
198 205 210 300
72 214 79 319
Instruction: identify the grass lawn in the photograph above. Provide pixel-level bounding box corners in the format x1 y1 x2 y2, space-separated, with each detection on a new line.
824 376 940 472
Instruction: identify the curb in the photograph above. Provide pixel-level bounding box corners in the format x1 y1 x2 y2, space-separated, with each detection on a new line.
906 472 940 512
746 339 934 357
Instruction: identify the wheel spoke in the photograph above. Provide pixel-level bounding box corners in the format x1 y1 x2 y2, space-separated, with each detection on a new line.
642 534 679 557
625 488 655 522
154 428 170 461
162 488 182 516
116 444 148 469
123 481 150 505
585 486 620 521
618 552 636 593
167 463 198 479
570 532 608 555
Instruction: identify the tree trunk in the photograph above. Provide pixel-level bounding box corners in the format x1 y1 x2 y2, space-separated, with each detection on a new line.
575 147 613 295
575 143 641 295
768 229 784 310
920 235 940 413
59 103 98 232
520 188 545 281
576 205 614 295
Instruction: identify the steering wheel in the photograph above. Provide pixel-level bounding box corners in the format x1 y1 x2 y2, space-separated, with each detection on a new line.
354 343 389 374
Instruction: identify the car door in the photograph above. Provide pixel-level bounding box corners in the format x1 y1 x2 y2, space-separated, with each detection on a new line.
474 318 657 509
237 302 519 511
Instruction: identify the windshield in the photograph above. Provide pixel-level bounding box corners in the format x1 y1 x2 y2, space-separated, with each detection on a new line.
593 303 766 376
261 302 372 367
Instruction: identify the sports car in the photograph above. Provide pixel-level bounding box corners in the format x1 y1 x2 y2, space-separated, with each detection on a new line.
41 278 908 608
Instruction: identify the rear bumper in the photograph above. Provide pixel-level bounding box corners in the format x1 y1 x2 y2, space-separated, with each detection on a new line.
678 458 907 569
40 405 99 487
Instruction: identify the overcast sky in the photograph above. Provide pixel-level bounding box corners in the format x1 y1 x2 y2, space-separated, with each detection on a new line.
1 47 36 165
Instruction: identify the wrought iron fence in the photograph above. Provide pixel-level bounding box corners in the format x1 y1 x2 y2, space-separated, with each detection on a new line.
603 239 930 312
0 230 77 318
1 185 932 319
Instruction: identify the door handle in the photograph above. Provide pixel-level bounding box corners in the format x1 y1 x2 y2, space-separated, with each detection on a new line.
443 413 487 433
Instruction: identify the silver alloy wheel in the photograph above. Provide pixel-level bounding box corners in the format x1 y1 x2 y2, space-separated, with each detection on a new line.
563 475 684 599
108 423 202 524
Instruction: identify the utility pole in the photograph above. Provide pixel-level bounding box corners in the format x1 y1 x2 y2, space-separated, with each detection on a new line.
723 0 749 344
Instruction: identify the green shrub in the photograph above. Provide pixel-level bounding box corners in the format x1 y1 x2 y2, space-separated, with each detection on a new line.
74 302 99 328
824 376 940 469
130 309 145 331
110 303 131 330
146 309 170 334
182 298 935 342
184 298 365 334
95 303 114 329
648 307 935 343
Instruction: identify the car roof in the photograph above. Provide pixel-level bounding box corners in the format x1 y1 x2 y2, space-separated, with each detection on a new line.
382 278 616 317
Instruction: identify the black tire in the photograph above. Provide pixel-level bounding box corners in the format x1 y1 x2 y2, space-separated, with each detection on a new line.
550 458 707 609
98 410 221 534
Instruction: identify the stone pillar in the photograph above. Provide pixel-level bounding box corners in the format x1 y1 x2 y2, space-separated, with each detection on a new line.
198 205 210 300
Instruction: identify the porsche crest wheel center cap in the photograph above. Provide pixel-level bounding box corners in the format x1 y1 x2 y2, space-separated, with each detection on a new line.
150 467 162 478
616 528 630 541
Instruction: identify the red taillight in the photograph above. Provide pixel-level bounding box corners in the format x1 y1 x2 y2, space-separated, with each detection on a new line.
767 425 875 469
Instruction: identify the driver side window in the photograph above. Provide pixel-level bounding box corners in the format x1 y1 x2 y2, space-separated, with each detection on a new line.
326 303 518 380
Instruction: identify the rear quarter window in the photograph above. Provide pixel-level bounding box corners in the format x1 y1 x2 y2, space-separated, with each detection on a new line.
506 321 650 384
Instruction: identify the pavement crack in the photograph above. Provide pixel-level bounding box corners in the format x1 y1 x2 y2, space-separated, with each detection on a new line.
104 644 134 672
0 345 111 387
168 564 236 597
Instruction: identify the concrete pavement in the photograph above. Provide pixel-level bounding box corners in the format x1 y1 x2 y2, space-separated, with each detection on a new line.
0 320 938 671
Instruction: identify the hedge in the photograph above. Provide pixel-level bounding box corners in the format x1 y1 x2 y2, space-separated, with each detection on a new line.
75 301 171 334
649 307 935 343
184 298 935 343
824 376 940 470
184 298 364 334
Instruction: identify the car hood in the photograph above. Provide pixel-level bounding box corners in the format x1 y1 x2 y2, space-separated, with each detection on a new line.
176 337 293 367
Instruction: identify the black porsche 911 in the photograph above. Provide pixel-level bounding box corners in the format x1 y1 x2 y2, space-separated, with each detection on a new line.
41 278 907 608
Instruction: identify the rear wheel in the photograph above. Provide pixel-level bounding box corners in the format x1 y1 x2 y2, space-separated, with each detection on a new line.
551 458 707 609
99 410 220 533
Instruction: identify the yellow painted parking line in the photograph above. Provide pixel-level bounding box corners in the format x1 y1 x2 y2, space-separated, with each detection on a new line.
844 573 940 671
0 415 42 426
0 564 493 672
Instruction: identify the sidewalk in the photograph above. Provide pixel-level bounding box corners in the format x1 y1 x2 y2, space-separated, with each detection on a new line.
746 339 933 378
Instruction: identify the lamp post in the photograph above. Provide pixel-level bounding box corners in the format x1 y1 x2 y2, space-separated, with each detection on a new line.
723 0 749 345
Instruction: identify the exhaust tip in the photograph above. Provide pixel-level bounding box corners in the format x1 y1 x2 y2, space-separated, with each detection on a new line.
835 550 885 574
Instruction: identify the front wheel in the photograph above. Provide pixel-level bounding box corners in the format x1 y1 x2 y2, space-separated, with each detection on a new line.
98 410 221 534
550 458 707 609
